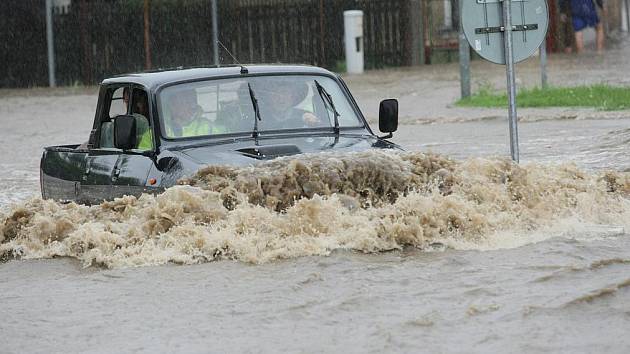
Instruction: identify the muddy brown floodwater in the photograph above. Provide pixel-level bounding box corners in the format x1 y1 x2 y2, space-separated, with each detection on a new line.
1 91 630 352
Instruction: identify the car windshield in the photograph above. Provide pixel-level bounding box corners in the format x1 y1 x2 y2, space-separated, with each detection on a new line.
157 75 363 139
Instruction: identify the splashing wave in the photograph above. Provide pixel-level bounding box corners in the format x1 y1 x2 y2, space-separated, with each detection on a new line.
1 151 628 268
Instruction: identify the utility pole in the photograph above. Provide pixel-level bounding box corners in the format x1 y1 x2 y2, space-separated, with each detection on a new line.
45 0 56 87
144 0 152 70
319 0 326 66
212 0 219 66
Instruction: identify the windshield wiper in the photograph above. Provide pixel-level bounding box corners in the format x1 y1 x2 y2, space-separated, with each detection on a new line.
247 83 263 140
314 80 340 135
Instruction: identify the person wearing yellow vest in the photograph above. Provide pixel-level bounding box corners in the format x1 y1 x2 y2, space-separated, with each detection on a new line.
137 88 226 149
131 89 154 151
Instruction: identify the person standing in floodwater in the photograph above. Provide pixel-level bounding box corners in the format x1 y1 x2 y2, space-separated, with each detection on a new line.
562 0 605 53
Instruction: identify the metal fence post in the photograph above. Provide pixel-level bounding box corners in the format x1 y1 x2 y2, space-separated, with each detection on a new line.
45 0 56 87
540 38 547 88
319 0 326 66
144 0 152 70
410 0 424 66
212 0 219 66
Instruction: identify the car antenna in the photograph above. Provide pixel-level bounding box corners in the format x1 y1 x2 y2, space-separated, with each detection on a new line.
217 40 248 74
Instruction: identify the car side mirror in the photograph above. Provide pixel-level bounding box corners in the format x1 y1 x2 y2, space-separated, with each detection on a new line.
379 99 398 138
114 115 137 150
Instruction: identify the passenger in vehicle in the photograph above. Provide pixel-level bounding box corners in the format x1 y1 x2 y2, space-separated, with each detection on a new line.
258 80 324 130
163 88 226 138
217 82 256 133
132 90 153 150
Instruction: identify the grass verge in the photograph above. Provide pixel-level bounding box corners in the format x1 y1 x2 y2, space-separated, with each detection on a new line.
456 84 630 111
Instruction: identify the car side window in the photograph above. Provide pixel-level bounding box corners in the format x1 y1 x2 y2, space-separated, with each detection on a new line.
97 87 128 149
96 86 154 151
99 121 115 148
109 87 128 119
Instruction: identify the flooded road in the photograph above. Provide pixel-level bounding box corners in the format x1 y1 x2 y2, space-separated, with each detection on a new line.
3 236 630 353
1 92 629 353
394 118 630 171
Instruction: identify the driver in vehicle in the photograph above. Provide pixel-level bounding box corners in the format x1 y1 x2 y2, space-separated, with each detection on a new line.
161 88 226 138
258 80 324 130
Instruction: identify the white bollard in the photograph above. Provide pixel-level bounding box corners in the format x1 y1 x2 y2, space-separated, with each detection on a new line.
344 10 364 74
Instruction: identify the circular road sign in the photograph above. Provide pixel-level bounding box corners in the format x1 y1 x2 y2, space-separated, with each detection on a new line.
462 0 549 64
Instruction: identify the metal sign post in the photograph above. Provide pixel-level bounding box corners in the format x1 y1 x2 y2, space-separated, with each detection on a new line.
461 0 549 163
502 0 519 162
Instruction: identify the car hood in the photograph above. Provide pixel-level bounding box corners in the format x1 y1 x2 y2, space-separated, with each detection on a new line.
172 133 399 167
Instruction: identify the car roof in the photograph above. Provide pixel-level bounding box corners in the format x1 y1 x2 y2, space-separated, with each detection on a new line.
101 64 337 90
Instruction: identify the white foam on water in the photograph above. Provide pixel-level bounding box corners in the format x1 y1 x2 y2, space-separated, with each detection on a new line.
1 151 628 268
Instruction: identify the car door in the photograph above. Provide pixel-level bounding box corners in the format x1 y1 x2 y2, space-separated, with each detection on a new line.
80 150 119 204
109 87 156 200
110 153 154 199
78 85 128 204
40 145 88 202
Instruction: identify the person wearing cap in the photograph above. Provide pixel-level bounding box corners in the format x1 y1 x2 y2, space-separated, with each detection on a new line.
258 79 323 130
